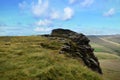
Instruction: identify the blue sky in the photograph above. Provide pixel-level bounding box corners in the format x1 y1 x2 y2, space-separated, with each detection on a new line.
0 0 120 36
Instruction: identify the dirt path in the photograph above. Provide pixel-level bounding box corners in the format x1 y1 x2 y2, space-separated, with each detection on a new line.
99 38 120 46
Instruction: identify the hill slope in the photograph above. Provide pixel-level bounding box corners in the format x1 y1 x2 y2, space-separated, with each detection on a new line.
88 35 120 80
88 35 120 56
0 36 102 80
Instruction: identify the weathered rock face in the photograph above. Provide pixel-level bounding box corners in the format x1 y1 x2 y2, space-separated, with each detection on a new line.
51 28 102 74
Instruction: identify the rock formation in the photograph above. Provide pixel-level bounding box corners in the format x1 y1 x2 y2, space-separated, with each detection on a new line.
51 28 102 74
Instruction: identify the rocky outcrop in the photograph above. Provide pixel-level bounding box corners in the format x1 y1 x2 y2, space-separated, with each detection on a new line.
51 28 102 74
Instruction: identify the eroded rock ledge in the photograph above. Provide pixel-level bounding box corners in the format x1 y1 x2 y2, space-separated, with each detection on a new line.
50 28 102 74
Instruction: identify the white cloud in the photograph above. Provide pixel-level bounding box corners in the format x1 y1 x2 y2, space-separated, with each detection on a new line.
80 0 94 7
34 27 51 32
35 19 52 27
103 8 115 17
19 0 75 21
50 7 74 20
19 1 27 10
34 19 52 32
63 7 74 20
50 11 60 19
32 0 49 17
69 0 76 4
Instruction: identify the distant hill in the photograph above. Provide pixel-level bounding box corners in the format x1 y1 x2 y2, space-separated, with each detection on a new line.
87 35 120 80
88 35 120 56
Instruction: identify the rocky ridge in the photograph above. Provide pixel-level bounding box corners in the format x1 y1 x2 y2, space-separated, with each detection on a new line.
50 28 102 74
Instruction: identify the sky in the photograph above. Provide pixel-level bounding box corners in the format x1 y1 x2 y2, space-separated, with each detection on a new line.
0 0 120 36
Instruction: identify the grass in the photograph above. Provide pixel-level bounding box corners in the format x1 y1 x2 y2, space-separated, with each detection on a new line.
0 36 102 80
89 36 120 80
102 36 120 44
89 36 120 56
90 44 120 80
94 52 120 80
99 59 120 80
90 43 114 53
95 52 120 60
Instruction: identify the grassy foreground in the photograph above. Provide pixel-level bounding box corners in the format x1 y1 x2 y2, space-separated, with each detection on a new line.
0 36 102 80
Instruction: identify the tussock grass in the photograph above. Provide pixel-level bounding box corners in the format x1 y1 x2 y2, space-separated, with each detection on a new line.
0 36 102 80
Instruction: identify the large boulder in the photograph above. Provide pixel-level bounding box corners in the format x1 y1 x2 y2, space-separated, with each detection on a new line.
51 28 102 74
